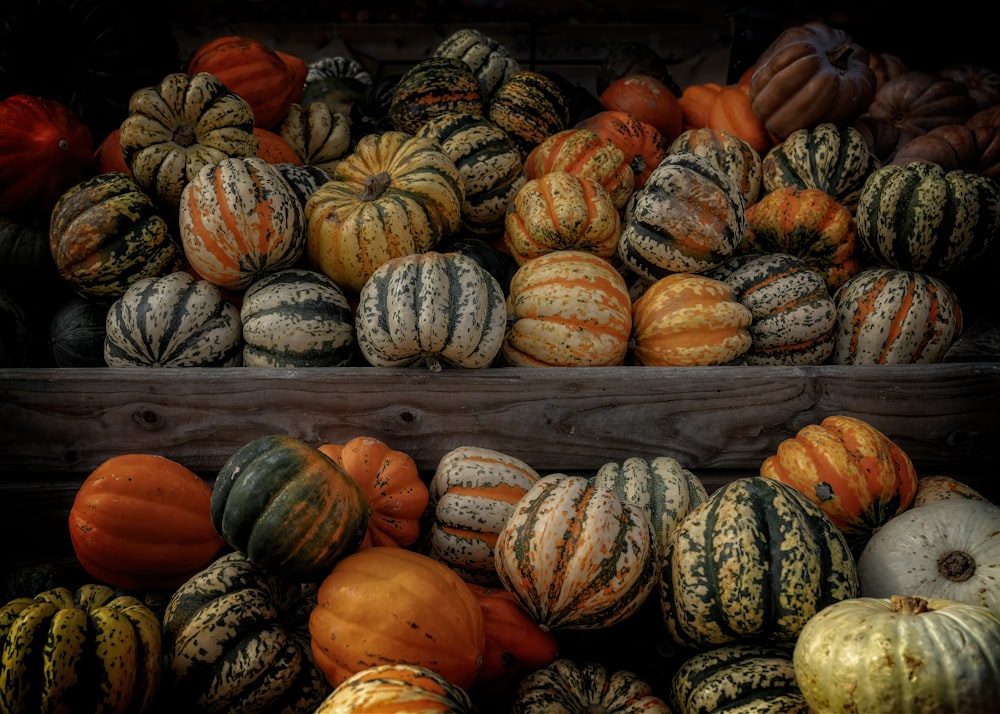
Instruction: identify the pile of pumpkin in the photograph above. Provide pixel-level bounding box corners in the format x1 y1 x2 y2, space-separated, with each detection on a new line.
1 414 998 713
2 20 1000 369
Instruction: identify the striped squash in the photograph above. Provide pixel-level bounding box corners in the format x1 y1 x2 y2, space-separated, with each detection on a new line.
416 112 527 239
668 127 763 206
511 659 669 714
355 251 506 370
104 271 243 367
433 28 519 99
575 110 668 190
315 664 476 714
494 473 658 631
855 162 1000 276
389 57 484 135
276 101 351 173
661 476 859 648
618 151 746 281
503 250 632 368
708 252 837 366
830 266 963 364
161 551 330 713
272 163 331 207
0 584 161 714
240 268 355 367
425 445 541 584
489 70 571 160
178 157 306 291
49 171 182 301
525 128 635 209
762 122 880 210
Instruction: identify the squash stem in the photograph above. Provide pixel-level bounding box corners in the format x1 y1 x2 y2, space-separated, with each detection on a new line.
890 594 930 615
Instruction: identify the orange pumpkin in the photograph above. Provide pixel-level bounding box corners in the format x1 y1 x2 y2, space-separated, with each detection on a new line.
599 73 683 144
574 110 668 189
760 414 918 551
68 453 225 591
254 127 303 165
318 437 429 549
524 128 635 209
309 546 487 689
678 82 723 131
706 84 773 156
94 128 130 176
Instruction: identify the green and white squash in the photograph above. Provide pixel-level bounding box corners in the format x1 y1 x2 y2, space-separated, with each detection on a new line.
104 271 243 367
276 102 351 174
668 127 763 207
433 28 520 99
272 163 331 208
240 268 354 367
511 658 669 714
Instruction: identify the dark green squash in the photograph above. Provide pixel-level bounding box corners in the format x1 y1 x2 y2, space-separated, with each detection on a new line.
0 288 30 368
389 57 484 135
436 235 520 296
488 71 571 160
596 42 681 97
48 294 109 368
0 215 60 300
349 73 401 145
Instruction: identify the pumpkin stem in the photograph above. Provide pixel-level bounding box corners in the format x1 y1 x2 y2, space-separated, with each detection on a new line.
938 550 976 582
890 594 930 615
826 44 855 71
173 123 196 147
361 172 392 201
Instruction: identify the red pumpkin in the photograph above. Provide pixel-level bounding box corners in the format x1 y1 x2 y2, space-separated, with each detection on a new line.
599 74 683 144
94 128 130 176
254 126 304 165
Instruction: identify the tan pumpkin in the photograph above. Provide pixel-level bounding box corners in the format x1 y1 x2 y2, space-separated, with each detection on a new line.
525 128 635 209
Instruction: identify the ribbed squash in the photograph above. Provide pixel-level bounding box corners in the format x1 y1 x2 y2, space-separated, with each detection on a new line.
0 584 161 714
305 131 464 293
661 476 859 648
389 57 484 135
708 252 837 366
913 475 988 507
668 127 763 206
503 250 632 368
631 272 753 367
210 434 369 582
618 151 746 282
276 102 351 173
503 171 621 265
511 659 669 714
425 445 541 584
161 550 330 714
433 28 519 99
309 547 486 689
525 128 635 209
355 251 506 370
855 161 1000 276
178 157 306 292
240 268 354 367
119 72 258 207
315 664 476 714
50 171 182 302
575 110 668 189
416 112 527 239
830 266 963 364
103 271 243 367
489 70 571 160
494 473 658 631
49 295 109 368
272 163 331 207
761 414 918 552
0 215 59 301
743 186 860 291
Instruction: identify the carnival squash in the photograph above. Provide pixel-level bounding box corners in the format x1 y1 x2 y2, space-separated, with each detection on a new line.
511 658 669 714
668 127 763 206
433 28 519 100
525 128 635 210
389 57 484 135
275 102 351 173
575 110 667 189
489 70 571 159
314 663 476 714
599 73 683 144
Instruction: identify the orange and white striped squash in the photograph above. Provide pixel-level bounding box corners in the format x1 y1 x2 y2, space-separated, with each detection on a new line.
503 250 632 367
667 127 763 206
524 128 635 209
494 473 658 631
315 663 476 714
178 157 305 291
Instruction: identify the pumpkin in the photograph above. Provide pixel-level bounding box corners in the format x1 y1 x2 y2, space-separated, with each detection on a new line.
161 550 330 713
940 62 1000 111
489 70 571 160
305 131 464 293
677 82 723 132
855 162 1000 276
868 51 909 91
793 595 1000 713
68 453 225 591
510 658 669 714
49 171 182 302
630 272 752 367
743 186 860 291
252 127 302 165
48 295 109 368
597 42 681 97
314 663 476 714
503 171 621 265
599 73 683 144
494 473 658 631
708 252 837 366
748 20 877 140
525 128 635 210
178 156 306 291
618 152 746 282
416 112 528 239
574 110 668 189
103 271 243 367
830 266 964 365
705 84 773 156
211 434 369 582
318 436 428 550
424 445 541 584
761 122 880 211
669 644 809 714
389 57 484 135
433 28 519 99
309 546 486 689
889 123 999 177
668 127 763 206
119 72 258 208
186 35 307 130
0 584 161 714
760 414 918 552
275 102 350 174
355 250 505 370
0 94 96 220
661 476 859 648
858 498 1000 610
913 475 988 507
503 250 632 368
95 128 130 175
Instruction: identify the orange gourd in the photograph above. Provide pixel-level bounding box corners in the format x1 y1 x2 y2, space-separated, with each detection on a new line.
318 437 429 549
678 82 723 131
68 453 225 591
94 128 130 176
574 110 668 189
707 84 773 156
254 127 303 165
599 73 683 144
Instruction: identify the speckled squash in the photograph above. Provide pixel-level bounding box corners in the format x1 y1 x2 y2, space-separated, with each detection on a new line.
631 272 752 367
525 128 634 209
271 163 332 207
276 102 351 174
668 127 763 206
503 250 632 368
830 266 963 365
389 57 484 135
913 475 988 507
314 663 476 714
618 151 746 282
575 110 668 189
489 70 571 160
494 473 658 631
104 271 243 367
511 659 669 714
433 28 520 99
425 445 541 584
661 476 859 648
